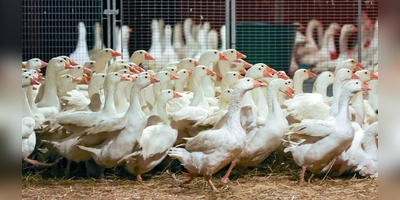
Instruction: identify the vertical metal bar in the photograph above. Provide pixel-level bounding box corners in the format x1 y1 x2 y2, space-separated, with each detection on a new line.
107 0 111 50
231 0 236 49
225 0 230 49
275 0 282 24
112 0 117 57
357 0 362 62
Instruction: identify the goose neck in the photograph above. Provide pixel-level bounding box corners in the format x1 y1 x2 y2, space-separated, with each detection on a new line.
225 89 246 129
267 87 284 119
336 89 352 121
362 128 378 154
293 76 304 95
99 80 117 117
189 76 205 106
22 88 34 118
125 84 144 117
329 80 343 116
40 67 59 107
156 99 170 125
339 31 351 54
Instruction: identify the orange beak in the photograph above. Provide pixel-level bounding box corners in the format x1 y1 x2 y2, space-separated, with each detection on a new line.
308 71 317 78
22 62 27 68
285 87 295 99
128 28 133 32
135 65 145 73
239 68 247 74
243 60 253 68
215 74 222 82
173 91 182 98
120 74 131 81
263 68 273 78
170 74 179 80
355 61 363 71
253 79 267 88
72 76 81 83
187 70 193 76
353 27 359 32
32 85 38 90
304 38 310 43
370 72 378 80
361 82 371 91
38 73 45 81
236 51 247 59
111 50 122 57
278 72 290 80
30 77 40 85
65 62 73 69
145 52 155 60
41 60 48 67
69 59 79 66
83 67 92 75
193 60 199 66
86 75 92 82
351 72 359 79
238 74 244 79
219 53 229 61
131 76 137 82
206 68 216 76
150 76 160 83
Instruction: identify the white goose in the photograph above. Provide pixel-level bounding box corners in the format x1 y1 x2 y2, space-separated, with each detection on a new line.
283 80 371 184
145 19 163 71
118 89 181 182
168 77 267 191
161 24 179 65
89 22 107 60
221 79 294 183
182 18 200 59
69 22 91 65
115 25 132 62
77 74 160 180
173 22 184 59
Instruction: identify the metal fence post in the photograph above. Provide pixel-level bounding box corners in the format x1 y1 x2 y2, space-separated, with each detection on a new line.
231 0 236 49
225 0 231 49
358 0 362 62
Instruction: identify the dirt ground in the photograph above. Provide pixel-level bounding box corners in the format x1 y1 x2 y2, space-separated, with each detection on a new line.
22 156 378 200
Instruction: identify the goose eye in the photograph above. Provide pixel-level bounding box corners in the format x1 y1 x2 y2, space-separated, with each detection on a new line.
329 75 331 77
78 67 81 69
25 76 28 79
347 70 350 73
165 73 168 75
168 91 171 93
365 72 367 74
227 91 230 93
233 74 236 76
214 52 217 54
356 82 359 84
145 76 148 78
202 67 205 70
106 50 109 52
231 50 234 53
304 70 306 72
140 52 143 54
102 75 105 77
285 82 287 85
183 71 186 73
67 76 70 78
91 62 94 64
115 74 118 76
351 60 354 63
189 60 192 62
258 68 261 70
60 60 63 62
247 79 250 82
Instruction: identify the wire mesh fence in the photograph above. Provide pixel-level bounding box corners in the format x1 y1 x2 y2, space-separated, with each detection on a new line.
22 0 378 84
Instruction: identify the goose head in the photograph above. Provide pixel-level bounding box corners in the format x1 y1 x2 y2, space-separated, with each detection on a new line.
211 73 223 83
58 74 80 85
177 69 192 80
245 64 273 79
90 73 106 88
269 79 295 98
192 65 216 80
50 57 73 71
135 73 160 89
57 56 79 66
121 25 132 42
328 22 342 35
155 70 179 83
219 89 233 103
97 48 122 60
222 49 247 60
336 68 359 82
178 58 198 70
222 71 243 86
294 69 316 81
340 24 358 39
233 77 267 93
199 50 229 64
130 50 155 63
83 61 96 71
24 58 47 70
335 59 363 73
355 70 379 83
278 71 290 80
114 63 133 73
105 71 131 85
117 69 131 75
316 71 335 85
159 89 182 103
128 62 145 73
22 72 39 88
163 66 178 76
231 59 252 69
342 80 371 95
67 65 89 77
79 74 91 84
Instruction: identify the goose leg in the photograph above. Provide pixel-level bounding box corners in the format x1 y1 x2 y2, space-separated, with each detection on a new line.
136 174 142 183
182 172 196 184
65 159 72 178
23 157 56 167
100 167 107 182
299 165 307 185
221 161 236 184
205 174 219 192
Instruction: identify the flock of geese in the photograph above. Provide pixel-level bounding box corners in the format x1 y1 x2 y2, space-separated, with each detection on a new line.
22 17 378 193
